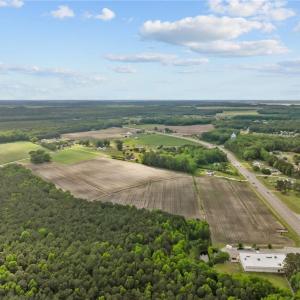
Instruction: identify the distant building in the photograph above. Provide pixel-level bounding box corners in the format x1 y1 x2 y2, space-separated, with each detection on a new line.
239 252 286 273
230 132 237 140
223 245 240 263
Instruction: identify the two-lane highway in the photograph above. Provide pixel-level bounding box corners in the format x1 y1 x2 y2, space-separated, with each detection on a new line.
140 129 300 238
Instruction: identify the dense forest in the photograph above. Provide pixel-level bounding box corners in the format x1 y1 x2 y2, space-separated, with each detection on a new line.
0 101 299 142
142 145 228 174
0 165 292 299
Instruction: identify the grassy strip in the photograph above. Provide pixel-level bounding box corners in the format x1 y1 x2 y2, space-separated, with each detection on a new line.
214 263 290 291
247 181 300 246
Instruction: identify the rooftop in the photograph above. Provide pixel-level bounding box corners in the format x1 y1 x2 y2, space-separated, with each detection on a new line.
239 251 286 270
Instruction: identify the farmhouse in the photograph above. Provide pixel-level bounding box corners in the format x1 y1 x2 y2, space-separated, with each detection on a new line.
239 252 286 273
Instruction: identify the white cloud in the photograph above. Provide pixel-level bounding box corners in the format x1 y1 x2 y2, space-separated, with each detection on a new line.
188 39 288 56
294 22 300 32
0 0 23 8
51 5 75 19
105 52 209 66
0 63 105 85
208 0 295 21
140 14 289 57
240 59 300 75
141 15 274 45
112 65 137 74
94 8 116 21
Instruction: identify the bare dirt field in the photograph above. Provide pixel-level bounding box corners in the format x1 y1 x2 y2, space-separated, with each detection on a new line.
152 124 214 136
196 177 291 246
100 177 202 219
62 127 137 140
28 157 187 200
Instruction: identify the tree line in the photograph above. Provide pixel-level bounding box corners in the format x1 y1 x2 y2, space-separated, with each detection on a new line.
142 145 228 174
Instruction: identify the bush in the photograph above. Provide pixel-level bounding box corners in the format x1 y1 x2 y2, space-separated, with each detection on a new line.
29 150 51 164
261 168 271 175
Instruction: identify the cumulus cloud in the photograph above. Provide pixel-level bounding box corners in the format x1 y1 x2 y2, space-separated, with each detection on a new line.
140 14 289 56
51 5 75 19
0 63 105 85
0 0 23 8
141 15 273 44
208 0 295 21
240 59 300 75
86 8 116 21
105 52 209 66
112 65 137 74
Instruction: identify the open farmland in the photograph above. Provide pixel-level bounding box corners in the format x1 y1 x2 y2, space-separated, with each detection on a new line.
100 177 202 219
125 133 198 147
62 127 137 140
196 177 291 246
0 141 44 165
51 145 101 164
27 157 187 201
132 124 214 136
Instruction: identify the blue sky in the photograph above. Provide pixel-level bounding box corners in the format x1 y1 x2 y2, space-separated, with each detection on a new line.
0 0 300 100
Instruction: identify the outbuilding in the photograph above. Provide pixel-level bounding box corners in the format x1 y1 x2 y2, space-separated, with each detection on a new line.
239 252 286 273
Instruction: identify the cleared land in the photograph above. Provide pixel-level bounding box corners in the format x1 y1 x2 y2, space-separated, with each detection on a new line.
196 176 291 246
62 127 137 140
28 157 187 201
100 177 202 219
0 141 43 165
51 146 101 164
125 133 198 147
132 124 214 136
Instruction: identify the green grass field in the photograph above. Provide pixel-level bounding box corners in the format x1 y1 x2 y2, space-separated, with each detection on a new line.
0 141 43 165
217 110 258 118
52 146 101 164
214 263 290 290
125 133 198 147
260 176 300 214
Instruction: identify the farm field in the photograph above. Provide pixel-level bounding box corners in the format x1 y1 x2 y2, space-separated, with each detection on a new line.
27 157 187 201
100 177 202 219
131 124 214 136
51 145 101 164
62 127 137 140
216 110 258 118
0 141 43 165
196 177 291 246
125 133 198 147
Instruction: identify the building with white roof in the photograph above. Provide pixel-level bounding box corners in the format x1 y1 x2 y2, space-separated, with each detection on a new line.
239 251 286 273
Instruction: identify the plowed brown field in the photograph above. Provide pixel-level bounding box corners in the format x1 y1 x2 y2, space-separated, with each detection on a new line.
196 177 291 246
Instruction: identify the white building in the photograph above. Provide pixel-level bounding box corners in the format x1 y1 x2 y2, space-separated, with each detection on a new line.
230 132 237 140
239 252 286 273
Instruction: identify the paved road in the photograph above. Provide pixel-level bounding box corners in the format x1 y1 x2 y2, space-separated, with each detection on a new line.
146 130 300 238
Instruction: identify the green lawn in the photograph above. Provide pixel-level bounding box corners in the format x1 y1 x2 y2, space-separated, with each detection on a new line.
0 141 43 165
214 263 290 290
52 146 101 164
260 176 300 214
125 133 198 147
